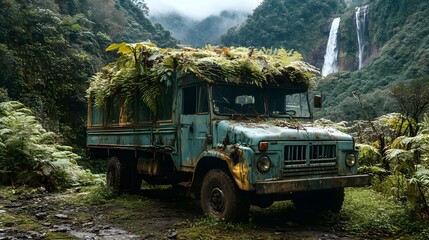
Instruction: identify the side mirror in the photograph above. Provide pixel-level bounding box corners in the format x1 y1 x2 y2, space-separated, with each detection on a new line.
314 95 322 108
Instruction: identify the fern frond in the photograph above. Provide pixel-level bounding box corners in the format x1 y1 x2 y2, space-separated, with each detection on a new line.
87 42 319 114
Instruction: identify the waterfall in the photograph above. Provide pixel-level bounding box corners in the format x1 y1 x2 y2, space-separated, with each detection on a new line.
356 5 369 69
322 17 341 77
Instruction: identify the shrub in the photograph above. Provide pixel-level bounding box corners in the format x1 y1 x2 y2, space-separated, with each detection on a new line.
0 101 100 190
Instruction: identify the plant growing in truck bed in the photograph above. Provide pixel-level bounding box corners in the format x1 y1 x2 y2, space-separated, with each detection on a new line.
87 42 318 114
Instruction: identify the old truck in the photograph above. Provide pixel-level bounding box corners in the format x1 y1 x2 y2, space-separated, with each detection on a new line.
87 43 369 221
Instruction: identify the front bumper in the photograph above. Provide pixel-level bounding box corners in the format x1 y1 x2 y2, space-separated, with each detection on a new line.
256 174 370 194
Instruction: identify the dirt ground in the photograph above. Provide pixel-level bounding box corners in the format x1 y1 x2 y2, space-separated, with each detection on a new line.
0 186 359 240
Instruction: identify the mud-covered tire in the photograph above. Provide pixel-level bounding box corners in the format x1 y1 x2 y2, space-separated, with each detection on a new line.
106 156 141 194
292 187 344 213
200 169 250 221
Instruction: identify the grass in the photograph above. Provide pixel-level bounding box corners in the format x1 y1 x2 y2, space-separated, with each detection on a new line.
177 217 255 240
177 187 429 239
341 188 429 239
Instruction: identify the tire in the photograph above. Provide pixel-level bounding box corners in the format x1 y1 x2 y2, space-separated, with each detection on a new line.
106 156 141 194
292 187 344 213
200 169 250 221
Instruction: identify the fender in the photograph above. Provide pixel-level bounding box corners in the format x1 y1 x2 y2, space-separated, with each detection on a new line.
195 146 251 191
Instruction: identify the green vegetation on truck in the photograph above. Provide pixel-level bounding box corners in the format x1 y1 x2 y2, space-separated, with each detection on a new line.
86 42 369 221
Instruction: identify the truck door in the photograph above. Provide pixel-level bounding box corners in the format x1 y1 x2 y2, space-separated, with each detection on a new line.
180 85 210 169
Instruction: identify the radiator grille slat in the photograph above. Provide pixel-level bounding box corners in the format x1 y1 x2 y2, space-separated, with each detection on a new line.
284 144 337 178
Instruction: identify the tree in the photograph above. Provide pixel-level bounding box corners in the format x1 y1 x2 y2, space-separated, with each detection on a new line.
390 78 429 137
353 91 389 169
131 0 148 15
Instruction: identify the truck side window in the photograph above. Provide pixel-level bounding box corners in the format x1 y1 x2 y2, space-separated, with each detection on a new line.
183 86 197 114
198 86 209 113
183 85 208 114
138 98 152 122
158 86 173 120
107 96 120 125
90 103 104 126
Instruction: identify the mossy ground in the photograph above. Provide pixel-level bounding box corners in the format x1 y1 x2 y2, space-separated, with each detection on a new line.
1 185 429 239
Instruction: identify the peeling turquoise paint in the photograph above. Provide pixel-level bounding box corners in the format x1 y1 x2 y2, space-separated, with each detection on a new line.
87 79 369 194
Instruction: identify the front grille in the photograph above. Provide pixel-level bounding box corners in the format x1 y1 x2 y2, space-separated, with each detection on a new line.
283 144 338 178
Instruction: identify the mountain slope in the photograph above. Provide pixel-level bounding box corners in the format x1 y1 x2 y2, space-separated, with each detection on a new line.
317 0 429 121
0 0 178 146
221 0 346 63
151 10 248 47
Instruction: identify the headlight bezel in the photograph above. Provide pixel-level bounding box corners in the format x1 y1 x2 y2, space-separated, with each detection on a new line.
257 155 271 173
345 153 356 167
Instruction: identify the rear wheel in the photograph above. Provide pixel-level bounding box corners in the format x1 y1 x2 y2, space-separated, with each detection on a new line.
106 156 141 194
200 169 249 221
292 188 344 213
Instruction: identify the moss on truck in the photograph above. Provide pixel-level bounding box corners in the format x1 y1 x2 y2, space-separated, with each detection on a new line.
87 42 369 221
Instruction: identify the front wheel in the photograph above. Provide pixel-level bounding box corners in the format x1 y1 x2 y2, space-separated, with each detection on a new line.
200 169 249 221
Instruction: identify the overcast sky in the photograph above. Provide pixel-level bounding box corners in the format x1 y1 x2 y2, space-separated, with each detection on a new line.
145 0 264 19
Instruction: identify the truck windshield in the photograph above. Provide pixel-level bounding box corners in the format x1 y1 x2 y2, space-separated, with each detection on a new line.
212 85 311 118
212 85 265 116
266 87 311 118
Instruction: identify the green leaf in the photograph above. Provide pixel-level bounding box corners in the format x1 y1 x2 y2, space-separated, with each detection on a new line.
106 42 126 52
118 45 133 55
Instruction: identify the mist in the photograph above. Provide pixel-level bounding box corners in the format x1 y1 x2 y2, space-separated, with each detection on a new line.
146 0 263 19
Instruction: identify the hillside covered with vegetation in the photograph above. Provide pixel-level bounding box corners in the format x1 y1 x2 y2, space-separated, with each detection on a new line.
318 0 429 121
221 0 346 65
0 0 177 147
151 10 248 47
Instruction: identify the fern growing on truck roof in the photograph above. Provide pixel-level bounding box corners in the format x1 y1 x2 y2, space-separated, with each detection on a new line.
87 42 319 115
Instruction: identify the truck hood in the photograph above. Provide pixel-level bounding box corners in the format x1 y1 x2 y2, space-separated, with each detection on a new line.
216 120 353 144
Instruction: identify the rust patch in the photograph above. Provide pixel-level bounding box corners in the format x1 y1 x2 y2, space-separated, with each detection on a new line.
206 148 251 191
230 162 250 190
228 146 250 190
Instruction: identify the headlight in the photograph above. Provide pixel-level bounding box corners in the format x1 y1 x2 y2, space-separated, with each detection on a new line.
345 153 356 167
257 156 271 173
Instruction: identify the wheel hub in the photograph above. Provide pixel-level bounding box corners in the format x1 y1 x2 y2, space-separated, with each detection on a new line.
107 169 115 187
209 187 225 214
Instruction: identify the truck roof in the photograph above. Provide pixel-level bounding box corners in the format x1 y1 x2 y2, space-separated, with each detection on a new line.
87 42 319 113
